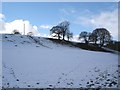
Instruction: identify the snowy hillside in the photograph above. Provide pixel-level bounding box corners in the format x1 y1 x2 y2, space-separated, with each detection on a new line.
1 34 118 89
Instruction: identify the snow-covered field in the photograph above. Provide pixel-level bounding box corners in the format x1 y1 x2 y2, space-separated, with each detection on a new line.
1 34 118 88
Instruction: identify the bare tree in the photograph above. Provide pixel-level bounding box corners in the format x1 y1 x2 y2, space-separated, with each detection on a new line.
50 26 63 39
66 31 73 41
92 28 111 46
58 21 70 40
89 33 97 44
79 31 89 44
50 21 71 40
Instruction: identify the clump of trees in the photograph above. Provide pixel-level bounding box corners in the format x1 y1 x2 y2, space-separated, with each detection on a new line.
79 28 112 46
49 21 112 47
27 32 34 36
50 21 73 41
12 30 21 34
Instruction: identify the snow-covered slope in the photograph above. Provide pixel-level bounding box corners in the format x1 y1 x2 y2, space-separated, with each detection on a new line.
2 34 118 88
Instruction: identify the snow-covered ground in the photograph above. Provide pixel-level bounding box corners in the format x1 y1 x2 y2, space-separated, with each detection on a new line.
0 34 2 89
1 34 118 88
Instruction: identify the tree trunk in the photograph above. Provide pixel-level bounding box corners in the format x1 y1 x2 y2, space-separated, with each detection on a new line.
58 34 60 40
68 37 69 41
101 40 104 46
85 38 88 45
62 29 66 40
95 40 97 44
63 32 65 40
